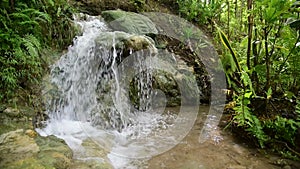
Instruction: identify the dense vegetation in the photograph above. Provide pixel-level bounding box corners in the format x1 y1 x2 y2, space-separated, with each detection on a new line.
0 0 76 102
177 0 300 159
1 0 300 161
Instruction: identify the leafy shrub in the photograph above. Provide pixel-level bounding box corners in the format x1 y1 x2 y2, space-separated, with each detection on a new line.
177 0 221 24
265 116 300 146
0 0 76 101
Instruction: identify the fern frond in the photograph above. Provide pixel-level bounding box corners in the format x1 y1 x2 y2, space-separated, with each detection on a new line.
15 3 29 10
10 12 31 21
34 12 51 23
0 16 10 31
0 8 11 20
19 20 39 27
20 8 51 23
14 47 26 60
22 34 41 58
20 8 38 14
24 34 41 50
45 0 55 7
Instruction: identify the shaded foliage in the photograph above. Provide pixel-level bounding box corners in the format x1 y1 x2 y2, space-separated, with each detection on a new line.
0 0 76 101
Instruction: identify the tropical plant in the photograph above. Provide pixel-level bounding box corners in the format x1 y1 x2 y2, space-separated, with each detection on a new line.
215 0 300 158
0 0 76 101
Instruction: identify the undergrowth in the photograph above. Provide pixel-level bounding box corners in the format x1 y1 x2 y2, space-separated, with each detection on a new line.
0 0 77 102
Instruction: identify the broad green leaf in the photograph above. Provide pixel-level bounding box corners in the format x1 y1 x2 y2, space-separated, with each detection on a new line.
217 27 241 73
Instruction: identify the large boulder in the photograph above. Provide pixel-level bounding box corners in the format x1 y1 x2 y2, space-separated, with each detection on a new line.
94 31 156 58
0 129 40 165
101 10 158 35
100 11 213 104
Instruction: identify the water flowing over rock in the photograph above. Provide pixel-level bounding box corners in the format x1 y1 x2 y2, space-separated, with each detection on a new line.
48 26 157 129
101 10 212 104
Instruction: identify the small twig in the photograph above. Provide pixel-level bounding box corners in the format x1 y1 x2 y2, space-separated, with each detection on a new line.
269 100 281 115
274 140 300 157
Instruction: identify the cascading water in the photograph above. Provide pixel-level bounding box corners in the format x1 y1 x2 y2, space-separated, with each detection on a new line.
38 14 196 168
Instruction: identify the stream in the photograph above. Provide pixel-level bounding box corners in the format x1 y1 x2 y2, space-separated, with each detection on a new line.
36 14 287 169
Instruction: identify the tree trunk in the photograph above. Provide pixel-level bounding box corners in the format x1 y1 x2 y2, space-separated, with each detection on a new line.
252 27 259 92
264 26 270 113
264 27 270 91
246 0 253 70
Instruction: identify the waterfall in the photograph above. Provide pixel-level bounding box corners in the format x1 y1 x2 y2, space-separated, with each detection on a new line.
37 13 201 168
46 14 157 131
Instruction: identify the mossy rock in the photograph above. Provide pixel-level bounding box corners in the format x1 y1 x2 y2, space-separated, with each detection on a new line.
95 32 156 59
101 10 158 35
0 130 73 169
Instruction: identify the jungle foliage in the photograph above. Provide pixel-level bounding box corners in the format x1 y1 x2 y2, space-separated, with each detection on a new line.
0 0 76 102
177 0 300 159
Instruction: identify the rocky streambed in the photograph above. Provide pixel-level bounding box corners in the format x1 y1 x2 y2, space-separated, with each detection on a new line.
2 106 300 169
0 107 73 169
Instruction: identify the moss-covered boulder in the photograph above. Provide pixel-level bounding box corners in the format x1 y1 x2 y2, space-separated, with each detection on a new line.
101 10 158 35
95 31 156 61
0 129 73 169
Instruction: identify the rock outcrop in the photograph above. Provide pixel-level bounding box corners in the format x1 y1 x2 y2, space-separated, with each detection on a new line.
102 10 158 35
0 129 73 169
100 10 212 105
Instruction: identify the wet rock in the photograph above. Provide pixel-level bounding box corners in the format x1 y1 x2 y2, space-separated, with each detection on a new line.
32 111 49 128
92 32 157 129
101 10 158 35
95 31 156 56
0 129 40 165
70 139 113 169
0 129 73 169
128 50 200 107
122 35 157 55
35 135 73 169
99 11 212 105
